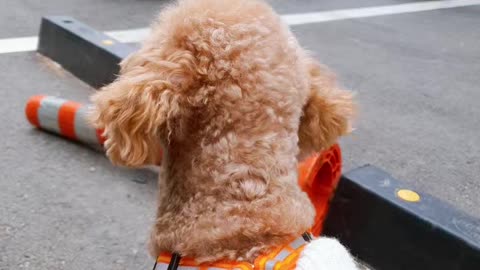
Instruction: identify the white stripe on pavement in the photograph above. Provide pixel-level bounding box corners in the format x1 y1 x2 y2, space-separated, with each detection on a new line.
1 0 479 54
0 36 38 54
282 0 480 25
106 28 150 43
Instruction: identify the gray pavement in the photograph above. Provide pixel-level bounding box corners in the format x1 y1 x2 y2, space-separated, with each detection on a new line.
1 0 407 38
0 53 158 269
1 1 480 269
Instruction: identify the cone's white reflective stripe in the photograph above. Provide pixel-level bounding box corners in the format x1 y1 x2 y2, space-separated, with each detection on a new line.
74 106 100 145
289 236 307 249
37 96 65 134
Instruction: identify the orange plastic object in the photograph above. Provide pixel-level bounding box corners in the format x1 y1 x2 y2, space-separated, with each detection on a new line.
96 128 107 145
58 101 83 140
25 95 45 127
297 144 342 236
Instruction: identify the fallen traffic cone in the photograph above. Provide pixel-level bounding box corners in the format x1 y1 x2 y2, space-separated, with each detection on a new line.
25 95 105 149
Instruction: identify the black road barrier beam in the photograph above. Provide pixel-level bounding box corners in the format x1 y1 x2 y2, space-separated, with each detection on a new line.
323 165 480 270
37 16 136 88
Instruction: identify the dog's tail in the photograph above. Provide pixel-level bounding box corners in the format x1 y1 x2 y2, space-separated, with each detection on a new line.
296 237 359 270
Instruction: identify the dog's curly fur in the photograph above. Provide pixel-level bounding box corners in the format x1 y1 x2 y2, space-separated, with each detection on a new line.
90 0 354 264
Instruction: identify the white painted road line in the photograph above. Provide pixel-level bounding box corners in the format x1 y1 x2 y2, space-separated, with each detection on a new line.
0 36 38 54
1 0 480 54
282 0 480 25
106 28 150 44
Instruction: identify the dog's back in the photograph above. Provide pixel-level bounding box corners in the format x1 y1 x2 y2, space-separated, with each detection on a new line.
137 0 317 262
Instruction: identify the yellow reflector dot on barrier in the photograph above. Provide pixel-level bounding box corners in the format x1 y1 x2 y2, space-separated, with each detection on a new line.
101 39 114 46
397 189 420 202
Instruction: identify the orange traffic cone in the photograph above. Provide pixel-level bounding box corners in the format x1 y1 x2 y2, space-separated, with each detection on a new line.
25 95 105 148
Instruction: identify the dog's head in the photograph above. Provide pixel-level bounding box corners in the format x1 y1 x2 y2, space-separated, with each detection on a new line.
90 0 355 168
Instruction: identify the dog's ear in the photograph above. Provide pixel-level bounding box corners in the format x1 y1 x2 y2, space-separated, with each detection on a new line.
298 60 355 160
89 49 196 167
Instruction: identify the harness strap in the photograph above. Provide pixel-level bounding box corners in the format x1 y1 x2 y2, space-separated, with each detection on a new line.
152 232 312 270
302 232 313 242
167 253 181 270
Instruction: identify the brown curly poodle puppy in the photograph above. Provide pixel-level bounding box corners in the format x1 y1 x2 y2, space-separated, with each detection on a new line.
90 0 355 268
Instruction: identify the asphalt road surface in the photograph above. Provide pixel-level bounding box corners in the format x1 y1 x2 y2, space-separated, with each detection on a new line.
1 0 479 269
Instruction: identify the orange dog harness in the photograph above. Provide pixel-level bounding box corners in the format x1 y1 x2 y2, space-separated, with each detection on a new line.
153 233 312 270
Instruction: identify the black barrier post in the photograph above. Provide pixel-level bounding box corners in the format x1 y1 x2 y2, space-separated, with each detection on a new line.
37 16 137 88
323 165 480 270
